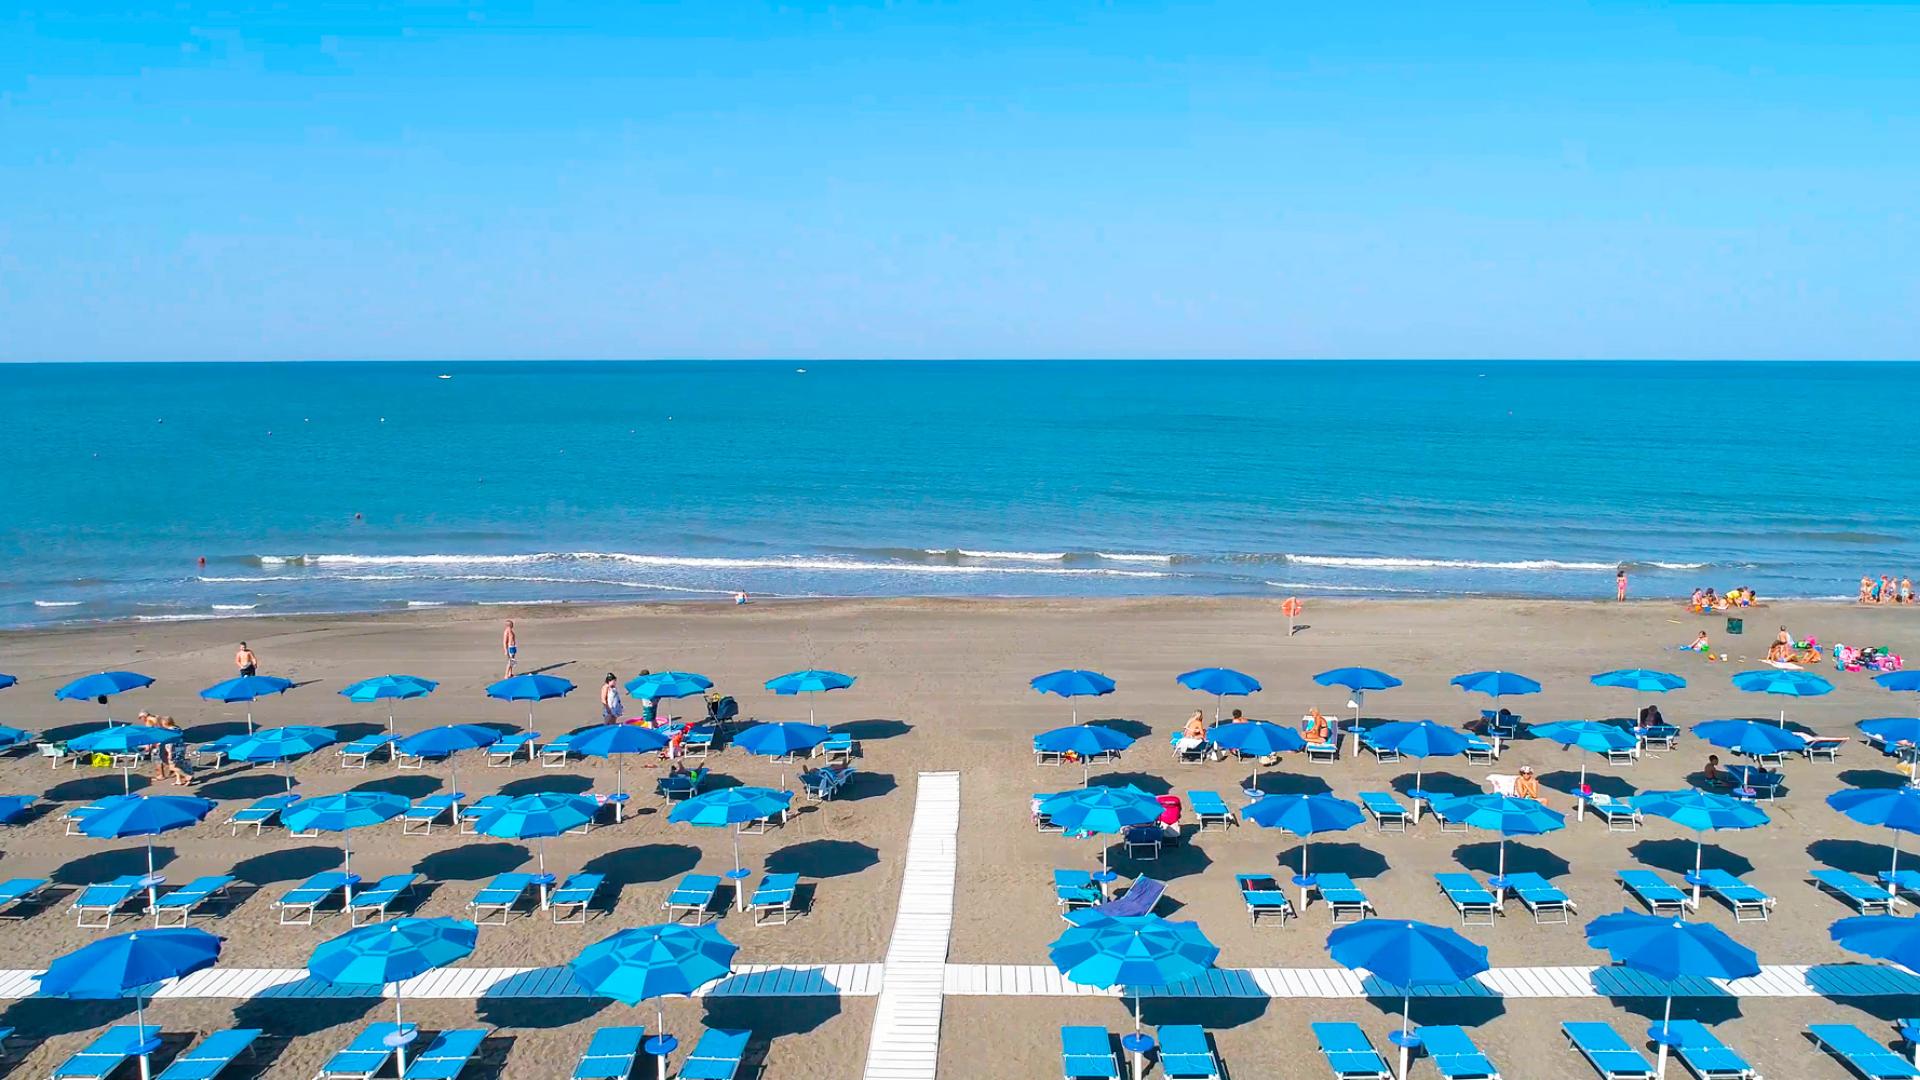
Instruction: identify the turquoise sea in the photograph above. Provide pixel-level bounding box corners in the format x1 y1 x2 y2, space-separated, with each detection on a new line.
3 360 1915 627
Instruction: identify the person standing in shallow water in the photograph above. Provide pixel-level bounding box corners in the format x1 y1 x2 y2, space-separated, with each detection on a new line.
502 620 518 677
1615 568 1628 602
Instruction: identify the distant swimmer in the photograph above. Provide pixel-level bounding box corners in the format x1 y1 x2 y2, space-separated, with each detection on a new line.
502 620 518 677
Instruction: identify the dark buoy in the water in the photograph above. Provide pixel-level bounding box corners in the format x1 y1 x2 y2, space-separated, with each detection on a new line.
353 512 363 521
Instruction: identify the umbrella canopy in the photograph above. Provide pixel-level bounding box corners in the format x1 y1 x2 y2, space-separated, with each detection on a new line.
1429 793 1565 891
0 725 27 750
283 791 410 835
1876 671 1920 693
1325 918 1490 1077
486 674 576 701
765 669 856 695
79 794 215 840
227 725 337 765
1831 914 1920 970
397 724 500 758
1176 667 1262 697
1828 787 1920 877
1692 719 1808 757
55 670 155 701
1366 720 1470 759
199 675 295 703
1244 793 1365 835
309 917 477 986
1211 721 1306 759
0 673 14 690
1031 669 1117 698
1861 717 1920 743
1586 909 1759 1075
1590 669 1687 693
1533 720 1638 755
1034 725 1134 758
1049 912 1218 990
670 787 793 876
341 675 439 702
571 923 737 1006
38 927 221 998
1635 789 1769 906
625 671 713 699
1313 667 1403 692
70 725 180 754
734 721 831 758
1731 669 1833 697
1449 670 1542 699
569 723 670 798
1039 786 1163 836
475 792 598 840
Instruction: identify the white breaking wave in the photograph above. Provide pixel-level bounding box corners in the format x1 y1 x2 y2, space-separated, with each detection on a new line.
211 604 258 611
1097 552 1175 563
927 549 1067 561
1264 580 1440 595
405 601 446 608
200 575 300 583
1288 554 1617 572
33 600 82 608
259 552 1167 578
1643 561 1711 570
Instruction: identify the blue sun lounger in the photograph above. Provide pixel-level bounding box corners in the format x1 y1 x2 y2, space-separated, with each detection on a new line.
1815 870 1899 913
1562 1022 1655 1080
316 1022 414 1080
1585 794 1642 831
573 1026 645 1080
487 732 538 766
1881 869 1920 902
1159 1024 1222 1079
1462 734 1498 765
1617 870 1689 915
1420 1025 1500 1079
665 873 722 924
1311 1022 1392 1080
52 1024 162 1080
1189 790 1234 830
456 795 512 834
154 875 235 925
539 732 577 768
1313 873 1375 923
1236 874 1295 925
750 872 801 925
1660 1020 1755 1080
551 872 604 924
1435 873 1499 926
1076 876 1165 920
400 1027 486 1079
469 873 538 925
192 734 249 768
1359 792 1410 833
1503 872 1573 924
275 871 359 925
1054 869 1104 910
63 800 109 836
1693 868 1773 922
1060 1026 1119 1080
350 873 420 925
678 1028 750 1080
226 792 300 835
0 877 47 918
1809 1023 1920 1079
1357 730 1401 763
154 1028 262 1080
70 875 149 928
337 734 394 769
402 795 461 835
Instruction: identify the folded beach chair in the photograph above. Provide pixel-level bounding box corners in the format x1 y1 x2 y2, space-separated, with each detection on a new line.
275 870 358 925
455 794 512 834
1585 793 1642 832
1617 870 1689 915
51 1024 162 1080
486 731 538 766
192 734 250 769
1123 823 1162 860
315 1022 414 1080
749 872 801 925
1313 872 1375 923
1054 869 1104 910
400 1027 487 1079
1357 730 1400 763
664 873 722 924
539 732 577 768
1435 873 1499 926
1504 872 1573 924
350 873 420 925
1158 1025 1222 1080
572 1026 645 1080
1059 1026 1120 1080
0 877 47 918
337 733 394 769
402 794 460 835
153 1028 262 1080
677 1027 749 1080
70 875 149 928
1311 1022 1392 1080
1185 790 1233 831
1809 1023 1920 1080
551 872 603 924
1358 791 1410 833
1562 1021 1656 1080
468 872 538 925
817 732 855 761
63 799 109 836
153 875 235 925
1235 873 1295 925
1078 876 1165 920
1694 868 1774 922
226 792 300 835
1660 1020 1756 1080
1420 1025 1501 1080
1814 869 1899 914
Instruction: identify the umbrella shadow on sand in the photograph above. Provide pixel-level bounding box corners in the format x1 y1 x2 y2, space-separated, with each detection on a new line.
1839 768 1911 791
235 993 377 1039
41 721 108 744
1388 772 1478 800
1372 995 1507 1030
1136 997 1269 1029
1537 770 1637 800
1246 773 1332 797
53 845 177 885
499 774 592 798
196 773 293 801
1 997 137 1038
232 845 345 886
46 774 151 802
1452 841 1570 880
413 842 530 883
580 844 703 889
834 719 911 741
1629 839 1754 878
1088 773 1172 796
1275 842 1389 881
477 973 608 1029
764 840 880 879
1808 838 1900 877
701 993 840 1044
350 775 443 800
1608 988 1743 1026
1087 718 1152 740
331 722 388 742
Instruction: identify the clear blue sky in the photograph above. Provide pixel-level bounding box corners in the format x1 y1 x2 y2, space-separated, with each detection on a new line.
4 2 1916 361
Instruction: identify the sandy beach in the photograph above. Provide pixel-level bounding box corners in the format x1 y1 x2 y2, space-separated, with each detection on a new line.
0 596 1916 1078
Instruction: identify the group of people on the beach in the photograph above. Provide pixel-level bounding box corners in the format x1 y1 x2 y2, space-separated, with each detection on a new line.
1859 575 1914 604
1687 586 1759 612
135 709 194 785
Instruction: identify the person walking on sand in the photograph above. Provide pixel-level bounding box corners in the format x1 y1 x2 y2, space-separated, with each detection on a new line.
502 620 518 677
1615 568 1628 602
235 642 257 677
600 673 624 724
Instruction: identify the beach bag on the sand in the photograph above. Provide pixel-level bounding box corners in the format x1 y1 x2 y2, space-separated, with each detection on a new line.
88 752 111 768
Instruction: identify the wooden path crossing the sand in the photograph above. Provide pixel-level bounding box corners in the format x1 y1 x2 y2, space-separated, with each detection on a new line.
860 771 960 1080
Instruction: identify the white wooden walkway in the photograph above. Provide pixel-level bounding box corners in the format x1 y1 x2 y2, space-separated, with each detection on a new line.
0 962 883 1000
862 771 960 1080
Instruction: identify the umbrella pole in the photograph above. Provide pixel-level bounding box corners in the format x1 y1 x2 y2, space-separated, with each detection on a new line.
1496 839 1507 903
1299 841 1311 910
1577 763 1588 821
394 988 408 1075
342 833 354 910
247 707 255 735
123 764 133 795
527 705 535 733
655 1003 670 1080
1894 833 1904 880
1656 995 1673 1080
450 759 460 817
1412 767 1423 823
136 993 152 1080
1691 841 1703 911
1398 994 1412 1080
539 837 550 908
388 706 395 736
147 838 160 926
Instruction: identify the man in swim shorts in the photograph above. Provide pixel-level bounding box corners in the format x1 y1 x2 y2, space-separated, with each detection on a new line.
502 620 518 677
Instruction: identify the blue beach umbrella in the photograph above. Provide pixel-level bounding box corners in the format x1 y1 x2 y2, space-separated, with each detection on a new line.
79 794 216 922
1039 786 1164 870
70 725 183 793
1633 790 1770 907
1429 793 1565 896
1327 919 1491 1079
310 917 478 1075
1365 720 1471 821
1831 913 1920 971
765 669 855 725
341 675 439 734
670 787 794 888
1177 667 1262 723
474 793 598 901
199 675 296 734
226 725 338 791
1449 670 1542 716
1876 671 1920 693
570 723 670 797
1245 793 1365 906
1731 669 1832 727
1050 913 1218 1043
734 721 831 760
571 922 737 1075
1860 718 1920 781
1591 669 1687 694
0 673 14 689
0 724 31 751
283 791 411 896
1532 720 1640 820
624 671 713 699
395 724 500 815
1031 669 1116 725
38 926 221 1077
1034 724 1135 786
1212 721 1307 789
1315 667 1403 731
1828 787 1920 878
55 670 155 725
1692 719 1808 759
486 673 576 732
1586 911 1759 1078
